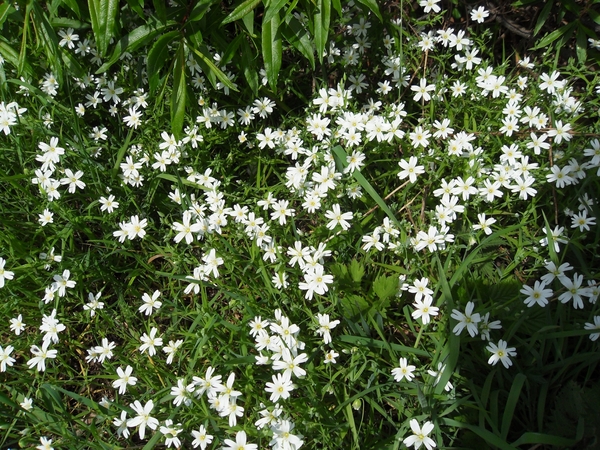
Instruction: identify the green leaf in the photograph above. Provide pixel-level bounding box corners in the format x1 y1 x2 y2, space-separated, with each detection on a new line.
171 43 187 140
511 432 580 447
373 274 397 300
264 0 288 25
531 21 576 51
262 11 282 91
533 0 553 36
187 43 238 92
96 21 171 74
147 30 180 95
332 145 400 228
439 419 517 450
313 0 331 64
153 0 167 24
0 3 13 29
31 2 62 80
88 0 119 57
222 0 261 25
590 9 600 26
17 3 31 77
356 0 382 21
349 259 365 283
58 0 81 18
241 37 259 96
281 15 315 69
501 373 526 439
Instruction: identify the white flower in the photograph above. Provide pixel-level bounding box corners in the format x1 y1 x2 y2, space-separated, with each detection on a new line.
139 290 162 316
391 357 416 382
0 258 15 288
139 327 163 356
398 156 425 183
486 339 517 368
403 419 436 450
315 313 340 344
112 365 138 394
324 204 353 230
126 399 159 440
191 425 214 449
451 301 480 337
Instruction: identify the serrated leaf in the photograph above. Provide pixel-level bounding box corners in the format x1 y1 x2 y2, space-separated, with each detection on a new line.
373 274 397 300
341 294 370 318
222 0 261 25
88 0 118 57
171 44 186 140
262 11 282 91
313 0 330 64
356 0 382 21
96 21 170 74
349 259 365 283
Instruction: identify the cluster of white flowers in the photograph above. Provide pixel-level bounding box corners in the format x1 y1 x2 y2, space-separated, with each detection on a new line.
0 101 25 135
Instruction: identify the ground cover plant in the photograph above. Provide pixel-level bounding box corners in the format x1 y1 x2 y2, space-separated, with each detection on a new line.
1 0 600 448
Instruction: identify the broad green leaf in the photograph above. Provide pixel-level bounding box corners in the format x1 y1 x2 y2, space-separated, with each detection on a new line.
31 2 62 80
147 30 180 94
314 0 331 64
511 432 580 447
153 0 167 24
0 40 33 75
262 11 282 91
590 9 600 26
50 17 89 29
96 21 171 73
222 0 261 25
61 48 85 78
0 3 13 29
88 0 119 57
241 37 259 96
533 0 553 35
187 0 215 23
264 0 289 25
281 15 315 69
331 0 342 16
532 21 576 50
356 0 382 21
59 0 81 18
242 8 255 35
439 419 517 450
171 43 187 140
501 373 526 439
18 3 31 77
